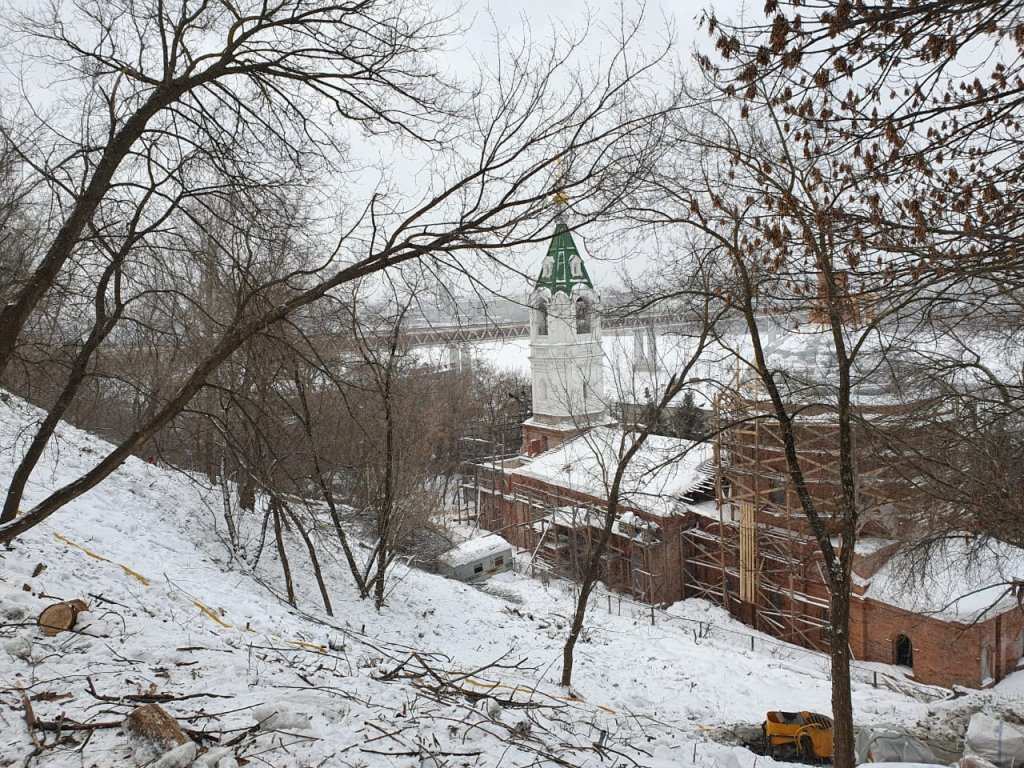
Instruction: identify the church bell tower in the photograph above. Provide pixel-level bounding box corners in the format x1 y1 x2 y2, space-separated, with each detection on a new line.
521 219 608 455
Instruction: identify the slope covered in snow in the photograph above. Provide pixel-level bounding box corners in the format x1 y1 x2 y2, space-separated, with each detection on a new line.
0 392 1009 767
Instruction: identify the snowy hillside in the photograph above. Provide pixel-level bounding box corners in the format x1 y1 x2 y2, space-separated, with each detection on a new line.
0 392 1018 767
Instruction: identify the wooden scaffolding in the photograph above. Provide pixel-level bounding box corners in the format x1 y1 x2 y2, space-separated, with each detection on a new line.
679 374 841 651
458 456 671 604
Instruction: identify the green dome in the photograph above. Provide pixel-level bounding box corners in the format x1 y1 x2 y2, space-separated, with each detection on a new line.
535 220 593 295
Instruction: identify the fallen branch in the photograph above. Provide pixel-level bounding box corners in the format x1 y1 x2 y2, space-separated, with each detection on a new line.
86 677 233 705
20 688 42 750
359 748 482 757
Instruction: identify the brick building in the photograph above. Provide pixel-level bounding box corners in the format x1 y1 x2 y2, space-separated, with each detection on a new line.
471 427 714 605
466 220 1024 689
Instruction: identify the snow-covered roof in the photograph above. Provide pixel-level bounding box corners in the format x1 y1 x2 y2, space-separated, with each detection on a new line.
508 427 712 517
535 506 604 531
866 535 1024 622
685 500 720 521
439 534 511 568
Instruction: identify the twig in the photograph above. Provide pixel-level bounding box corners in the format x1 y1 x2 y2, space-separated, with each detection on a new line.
20 688 42 750
86 677 233 705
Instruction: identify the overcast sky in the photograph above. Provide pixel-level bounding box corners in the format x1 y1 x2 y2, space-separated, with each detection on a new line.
0 0 756 298
447 0 753 291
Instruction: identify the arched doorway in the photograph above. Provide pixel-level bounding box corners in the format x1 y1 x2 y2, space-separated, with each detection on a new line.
895 634 913 668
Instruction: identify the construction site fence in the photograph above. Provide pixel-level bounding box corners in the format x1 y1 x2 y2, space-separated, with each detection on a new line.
510 554 951 704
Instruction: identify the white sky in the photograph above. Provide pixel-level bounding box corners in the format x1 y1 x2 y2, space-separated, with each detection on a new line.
0 0 755 298
444 0 753 290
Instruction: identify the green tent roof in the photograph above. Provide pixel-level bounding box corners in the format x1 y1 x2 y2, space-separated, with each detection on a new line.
535 220 593 294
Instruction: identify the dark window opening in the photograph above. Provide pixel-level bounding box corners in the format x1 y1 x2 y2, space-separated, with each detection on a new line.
473 564 484 574
494 556 504 567
536 301 548 336
575 297 591 334
895 634 913 668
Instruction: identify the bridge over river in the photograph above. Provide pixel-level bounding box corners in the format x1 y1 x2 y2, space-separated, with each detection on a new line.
399 310 695 347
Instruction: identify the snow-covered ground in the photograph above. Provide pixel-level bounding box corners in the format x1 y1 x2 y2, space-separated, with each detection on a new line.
1 392 1022 767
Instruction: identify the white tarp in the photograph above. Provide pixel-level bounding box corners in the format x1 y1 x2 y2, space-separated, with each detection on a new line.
854 727 940 765
965 714 1024 768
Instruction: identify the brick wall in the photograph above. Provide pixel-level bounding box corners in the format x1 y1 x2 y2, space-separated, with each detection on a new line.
857 598 1024 688
480 471 687 604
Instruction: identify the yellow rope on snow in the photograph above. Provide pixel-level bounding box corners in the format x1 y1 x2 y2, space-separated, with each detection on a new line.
192 599 232 628
54 533 226 629
53 532 151 586
286 639 327 652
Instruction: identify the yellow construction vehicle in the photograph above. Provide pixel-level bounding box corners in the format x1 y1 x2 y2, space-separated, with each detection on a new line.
762 711 834 762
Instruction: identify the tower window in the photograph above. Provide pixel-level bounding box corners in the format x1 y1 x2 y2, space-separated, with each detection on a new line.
536 300 548 336
570 254 583 278
575 297 591 334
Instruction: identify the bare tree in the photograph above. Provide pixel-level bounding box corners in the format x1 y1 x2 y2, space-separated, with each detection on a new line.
340 275 444 609
0 5 680 544
694 0 1024 711
557 276 721 687
621 79 979 763
0 0 455 374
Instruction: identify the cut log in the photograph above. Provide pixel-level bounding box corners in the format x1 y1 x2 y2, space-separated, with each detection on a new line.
36 599 89 636
124 703 190 756
37 603 74 636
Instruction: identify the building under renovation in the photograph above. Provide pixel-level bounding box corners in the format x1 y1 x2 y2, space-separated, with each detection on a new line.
463 220 1024 689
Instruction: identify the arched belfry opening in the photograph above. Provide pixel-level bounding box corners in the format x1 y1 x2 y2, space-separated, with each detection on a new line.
575 297 591 334
536 299 548 336
895 634 913 668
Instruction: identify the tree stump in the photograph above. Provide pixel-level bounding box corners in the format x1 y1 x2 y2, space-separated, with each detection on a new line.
124 703 190 755
37 599 88 636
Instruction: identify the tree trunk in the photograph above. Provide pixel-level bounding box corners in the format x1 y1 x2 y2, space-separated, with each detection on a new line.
251 503 272 569
220 456 238 552
293 370 368 596
561 460 627 687
287 507 333 616
239 475 256 512
375 373 396 611
829 586 855 768
561 576 599 687
272 499 295 606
